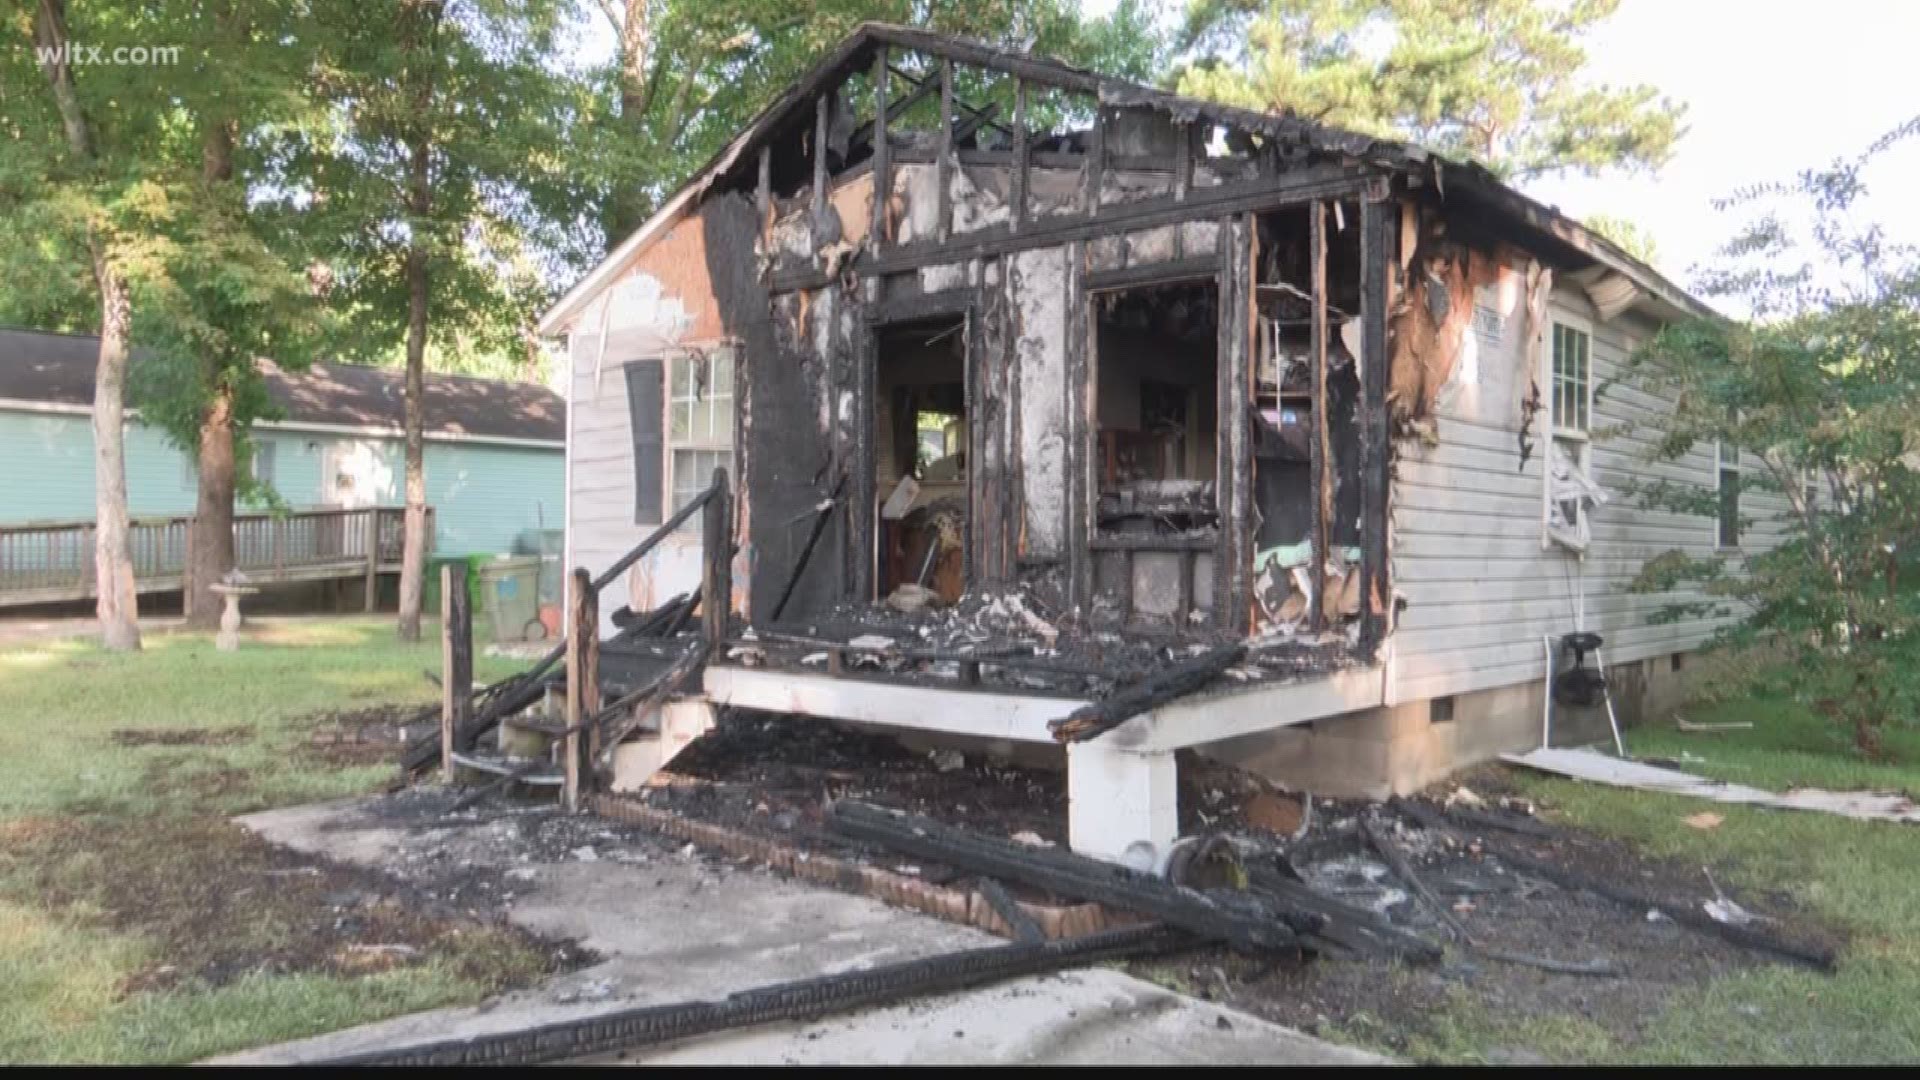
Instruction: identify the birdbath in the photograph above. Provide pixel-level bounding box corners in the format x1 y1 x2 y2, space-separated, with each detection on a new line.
209 581 260 652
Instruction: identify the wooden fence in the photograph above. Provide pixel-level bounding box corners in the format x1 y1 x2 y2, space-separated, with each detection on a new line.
0 506 431 607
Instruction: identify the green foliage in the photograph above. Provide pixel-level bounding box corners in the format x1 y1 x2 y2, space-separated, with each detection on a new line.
1173 0 1683 180
1612 116 1920 756
1582 212 1658 264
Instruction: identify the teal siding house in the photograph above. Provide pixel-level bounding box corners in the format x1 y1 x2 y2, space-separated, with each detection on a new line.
0 328 565 602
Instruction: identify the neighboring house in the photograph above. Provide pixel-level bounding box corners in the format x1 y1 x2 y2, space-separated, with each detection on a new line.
536 26 1788 858
0 327 565 603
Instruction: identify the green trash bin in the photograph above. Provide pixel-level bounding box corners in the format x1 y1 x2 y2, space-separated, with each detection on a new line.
475 555 544 644
424 555 470 615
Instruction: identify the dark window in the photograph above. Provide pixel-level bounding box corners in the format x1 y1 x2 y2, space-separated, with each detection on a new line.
1671 653 1685 673
1717 444 1740 548
1431 696 1456 723
624 359 664 523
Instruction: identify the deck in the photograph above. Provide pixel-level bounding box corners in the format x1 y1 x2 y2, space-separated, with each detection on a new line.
0 506 429 608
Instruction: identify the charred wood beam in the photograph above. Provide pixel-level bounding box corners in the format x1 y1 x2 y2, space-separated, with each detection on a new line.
1309 200 1331 633
1086 532 1218 552
1358 198 1392 653
1216 214 1255 631
315 924 1189 1067
592 638 711 762
1083 256 1218 294
563 568 599 812
1066 238 1090 608
1083 106 1105 217
868 48 890 247
936 58 953 245
756 146 771 233
1173 121 1192 203
1393 802 1837 971
1048 642 1246 743
1011 80 1028 232
702 466 733 645
1243 862 1442 964
884 61 1014 140
732 631 1118 679
812 94 829 226
850 62 934 151
976 878 1046 944
440 563 473 779
765 167 1381 293
829 800 1304 953
769 472 847 623
949 101 1001 147
866 26 1104 96
1360 817 1473 944
869 286 973 326
891 147 1181 173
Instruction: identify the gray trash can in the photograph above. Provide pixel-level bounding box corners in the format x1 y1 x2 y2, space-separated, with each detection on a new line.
476 555 544 643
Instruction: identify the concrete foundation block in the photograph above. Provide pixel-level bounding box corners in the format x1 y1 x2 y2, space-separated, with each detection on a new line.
1067 741 1177 864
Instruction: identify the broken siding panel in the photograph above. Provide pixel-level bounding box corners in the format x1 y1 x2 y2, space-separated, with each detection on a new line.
1009 246 1069 560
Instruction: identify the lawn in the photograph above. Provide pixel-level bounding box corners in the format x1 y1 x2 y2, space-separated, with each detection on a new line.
1408 693 1920 1064
0 617 551 1065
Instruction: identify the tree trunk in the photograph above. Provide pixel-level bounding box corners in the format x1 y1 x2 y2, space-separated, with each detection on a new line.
92 252 142 651
37 0 138 650
184 113 239 629
602 0 653 247
184 384 237 629
396 135 431 642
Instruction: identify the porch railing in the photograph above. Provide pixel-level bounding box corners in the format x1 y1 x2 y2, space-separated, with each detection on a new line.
0 505 431 605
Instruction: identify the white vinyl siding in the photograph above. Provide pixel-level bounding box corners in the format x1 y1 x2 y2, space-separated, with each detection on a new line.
1390 286 1794 703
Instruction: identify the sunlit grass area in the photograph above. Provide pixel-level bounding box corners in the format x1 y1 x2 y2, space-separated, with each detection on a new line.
1409 693 1920 1064
0 617 543 1064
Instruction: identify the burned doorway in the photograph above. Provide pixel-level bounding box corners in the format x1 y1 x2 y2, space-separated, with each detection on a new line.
873 315 969 604
1088 276 1221 629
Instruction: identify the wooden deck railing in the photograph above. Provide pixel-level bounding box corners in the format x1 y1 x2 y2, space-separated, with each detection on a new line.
0 506 432 606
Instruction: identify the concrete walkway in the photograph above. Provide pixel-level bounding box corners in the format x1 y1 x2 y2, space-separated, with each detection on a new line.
220 797 1389 1066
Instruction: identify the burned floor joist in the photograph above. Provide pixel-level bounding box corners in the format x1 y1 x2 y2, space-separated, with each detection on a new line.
1392 800 1838 972
1047 642 1246 742
829 800 1438 964
314 925 1190 1067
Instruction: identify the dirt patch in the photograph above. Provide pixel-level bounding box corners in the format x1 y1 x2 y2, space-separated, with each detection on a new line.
0 812 581 998
299 703 434 768
112 725 253 747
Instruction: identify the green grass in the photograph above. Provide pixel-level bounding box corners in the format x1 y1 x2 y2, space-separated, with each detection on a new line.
1410 694 1920 1064
0 617 540 1064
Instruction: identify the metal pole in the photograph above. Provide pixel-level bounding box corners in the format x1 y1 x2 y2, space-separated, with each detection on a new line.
1540 634 1555 749
1595 645 1627 757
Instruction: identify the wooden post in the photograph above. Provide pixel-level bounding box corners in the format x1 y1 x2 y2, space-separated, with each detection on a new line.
1309 200 1331 632
812 92 830 236
1358 198 1392 652
870 47 889 246
363 509 379 611
440 563 471 782
1084 106 1106 217
756 145 771 235
1011 79 1028 233
563 567 599 812
702 468 732 645
936 57 953 244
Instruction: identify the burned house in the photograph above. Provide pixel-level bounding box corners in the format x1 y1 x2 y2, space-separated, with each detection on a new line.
536 26 1777 861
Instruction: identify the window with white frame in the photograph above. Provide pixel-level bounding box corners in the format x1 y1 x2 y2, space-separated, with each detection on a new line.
1544 320 1603 550
667 348 734 525
1716 439 1740 548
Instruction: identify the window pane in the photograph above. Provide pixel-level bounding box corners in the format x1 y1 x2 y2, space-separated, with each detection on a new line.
1718 468 1740 547
669 400 689 440
671 358 690 397
714 397 734 443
